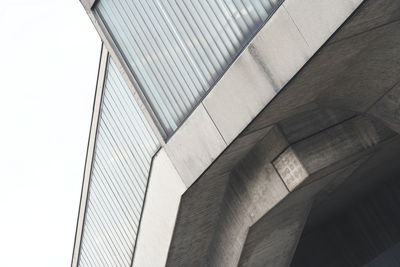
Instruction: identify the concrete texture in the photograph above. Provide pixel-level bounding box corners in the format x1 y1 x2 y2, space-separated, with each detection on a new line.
274 116 394 190
288 137 400 267
163 0 363 187
283 0 361 51
239 161 367 267
239 200 312 267
166 0 400 265
76 0 400 265
164 104 227 187
206 163 289 266
243 0 400 135
131 150 186 267
167 108 396 266
81 0 365 189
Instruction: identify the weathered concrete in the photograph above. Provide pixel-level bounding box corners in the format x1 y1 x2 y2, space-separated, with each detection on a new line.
166 0 364 187
166 0 400 263
238 199 312 267
166 126 287 266
274 116 394 190
207 163 289 266
75 0 400 265
164 104 227 187
283 0 362 51
167 107 396 266
243 0 400 135
131 150 186 267
238 161 368 267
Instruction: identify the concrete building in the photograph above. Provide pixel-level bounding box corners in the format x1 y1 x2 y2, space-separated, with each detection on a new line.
71 0 400 266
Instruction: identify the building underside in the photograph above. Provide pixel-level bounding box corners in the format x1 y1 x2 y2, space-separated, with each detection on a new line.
166 1 400 266
72 0 400 266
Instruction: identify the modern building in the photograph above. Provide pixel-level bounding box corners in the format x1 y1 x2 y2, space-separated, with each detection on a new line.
71 0 400 266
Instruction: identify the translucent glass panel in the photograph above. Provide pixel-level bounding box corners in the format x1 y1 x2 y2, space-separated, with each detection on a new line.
95 0 283 136
79 59 159 267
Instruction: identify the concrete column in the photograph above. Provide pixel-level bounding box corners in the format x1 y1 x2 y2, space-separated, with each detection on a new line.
237 200 312 267
205 116 395 267
207 164 289 267
166 111 396 267
238 159 368 267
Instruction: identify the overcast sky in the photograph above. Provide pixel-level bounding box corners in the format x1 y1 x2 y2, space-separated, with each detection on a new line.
0 0 100 266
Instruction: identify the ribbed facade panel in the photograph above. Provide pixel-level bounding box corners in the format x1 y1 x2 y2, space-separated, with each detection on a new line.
78 59 159 267
95 0 283 136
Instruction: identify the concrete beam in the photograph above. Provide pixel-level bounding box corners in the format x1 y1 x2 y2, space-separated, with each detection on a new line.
166 126 289 266
238 200 312 267
241 0 400 137
165 1 400 265
239 158 368 267
167 108 395 266
274 116 395 190
131 150 186 267
166 0 363 188
206 163 289 267
204 116 393 267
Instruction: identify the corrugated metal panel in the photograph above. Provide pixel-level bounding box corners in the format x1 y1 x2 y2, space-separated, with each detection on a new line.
78 58 159 267
95 0 283 137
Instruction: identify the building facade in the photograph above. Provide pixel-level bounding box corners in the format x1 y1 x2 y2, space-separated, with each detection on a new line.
72 0 400 266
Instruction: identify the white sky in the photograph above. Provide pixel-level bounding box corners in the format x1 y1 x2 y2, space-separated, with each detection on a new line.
0 0 100 266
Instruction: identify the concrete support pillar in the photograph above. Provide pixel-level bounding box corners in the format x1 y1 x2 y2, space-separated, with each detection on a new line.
205 115 394 267
239 159 368 267
167 110 396 267
237 199 312 267
207 164 289 267
207 127 290 267
273 116 394 190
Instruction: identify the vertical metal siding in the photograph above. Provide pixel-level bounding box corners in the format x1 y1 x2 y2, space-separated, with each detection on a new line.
78 59 159 267
95 0 283 137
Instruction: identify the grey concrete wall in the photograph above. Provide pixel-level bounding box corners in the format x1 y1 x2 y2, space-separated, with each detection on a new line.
167 105 396 266
145 0 400 265
131 150 186 267
80 0 365 191
73 0 400 266
165 0 363 188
